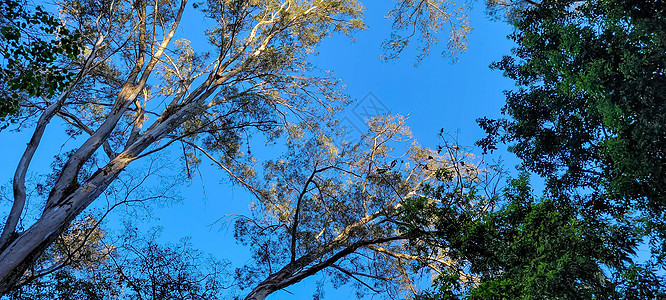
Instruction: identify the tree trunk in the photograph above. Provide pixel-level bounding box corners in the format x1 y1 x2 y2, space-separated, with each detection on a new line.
0 154 132 294
0 204 74 293
244 283 277 300
243 259 309 300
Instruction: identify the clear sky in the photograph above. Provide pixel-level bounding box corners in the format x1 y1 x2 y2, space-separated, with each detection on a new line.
0 1 518 299
143 2 518 298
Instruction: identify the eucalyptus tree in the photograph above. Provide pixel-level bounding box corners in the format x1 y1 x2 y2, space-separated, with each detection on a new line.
232 116 489 299
0 0 474 295
0 0 364 292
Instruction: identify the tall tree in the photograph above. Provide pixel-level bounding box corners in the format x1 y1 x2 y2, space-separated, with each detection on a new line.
477 0 666 255
234 116 489 300
0 0 473 295
0 0 364 292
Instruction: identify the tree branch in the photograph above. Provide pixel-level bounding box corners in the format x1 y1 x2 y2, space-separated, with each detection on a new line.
330 264 383 293
56 109 117 159
0 31 106 249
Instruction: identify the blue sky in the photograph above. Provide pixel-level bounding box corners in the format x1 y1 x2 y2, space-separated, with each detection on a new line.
143 2 519 298
0 1 518 298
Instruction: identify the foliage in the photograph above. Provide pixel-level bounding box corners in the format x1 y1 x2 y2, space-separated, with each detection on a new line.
478 0 666 242
0 0 82 119
409 174 666 299
5 222 231 300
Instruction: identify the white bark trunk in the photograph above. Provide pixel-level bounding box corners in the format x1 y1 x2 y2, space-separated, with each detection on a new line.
0 152 132 292
0 80 204 293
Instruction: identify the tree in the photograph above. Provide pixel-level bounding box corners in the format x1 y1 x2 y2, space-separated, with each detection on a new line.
0 0 82 119
5 113 493 300
233 116 488 299
0 0 474 295
408 173 666 299
0 0 364 292
477 0 666 257
428 0 666 297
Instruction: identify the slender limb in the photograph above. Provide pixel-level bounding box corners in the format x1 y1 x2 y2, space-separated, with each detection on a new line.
57 110 117 159
181 140 263 197
290 166 319 263
330 264 383 293
0 32 106 249
45 0 187 210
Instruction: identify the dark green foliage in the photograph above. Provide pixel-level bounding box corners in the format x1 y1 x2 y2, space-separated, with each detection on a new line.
460 0 666 297
0 0 82 119
478 0 666 235
406 174 666 299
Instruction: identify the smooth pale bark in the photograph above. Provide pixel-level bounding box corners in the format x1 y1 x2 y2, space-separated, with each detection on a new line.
1 98 67 249
0 36 105 249
0 152 132 292
0 76 204 292
0 85 204 291
243 235 405 300
0 0 365 294
0 1 188 291
0 24 273 293
45 0 185 210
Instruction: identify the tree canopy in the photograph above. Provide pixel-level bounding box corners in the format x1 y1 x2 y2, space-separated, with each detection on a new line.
0 0 474 298
464 0 666 297
479 0 666 236
3 0 665 298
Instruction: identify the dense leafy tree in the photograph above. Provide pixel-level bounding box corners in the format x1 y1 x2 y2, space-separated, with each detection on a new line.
420 0 666 298
407 174 666 299
477 0 666 245
401 2 666 292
